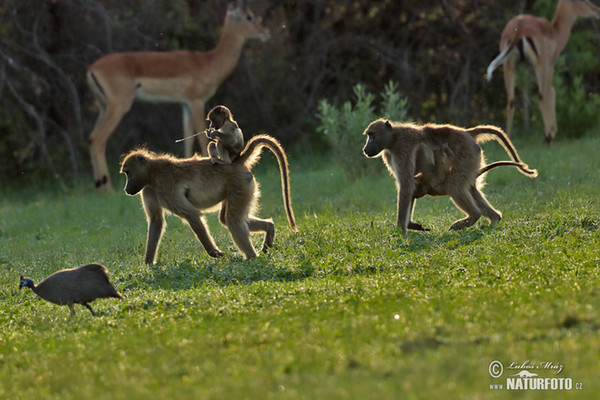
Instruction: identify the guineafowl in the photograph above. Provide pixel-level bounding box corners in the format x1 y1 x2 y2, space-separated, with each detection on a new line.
19 263 122 317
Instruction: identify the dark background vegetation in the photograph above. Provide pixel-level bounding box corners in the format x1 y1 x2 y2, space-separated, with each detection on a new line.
1 0 599 182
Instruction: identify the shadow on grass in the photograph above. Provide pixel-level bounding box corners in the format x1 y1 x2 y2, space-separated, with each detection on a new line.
392 225 491 253
120 256 315 292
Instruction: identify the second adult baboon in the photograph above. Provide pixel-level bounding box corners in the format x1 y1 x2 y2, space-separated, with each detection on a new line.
205 105 244 165
362 119 537 233
120 134 297 263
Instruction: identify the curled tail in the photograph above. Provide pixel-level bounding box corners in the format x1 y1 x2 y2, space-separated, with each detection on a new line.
478 161 534 177
467 125 538 178
236 134 297 231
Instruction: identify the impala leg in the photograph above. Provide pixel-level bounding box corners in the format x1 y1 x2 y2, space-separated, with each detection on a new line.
182 100 207 157
88 101 131 192
535 63 557 144
502 51 519 137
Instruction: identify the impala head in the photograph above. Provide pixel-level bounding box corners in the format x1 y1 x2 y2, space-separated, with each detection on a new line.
362 119 395 158
120 151 152 196
227 1 271 42
564 0 600 18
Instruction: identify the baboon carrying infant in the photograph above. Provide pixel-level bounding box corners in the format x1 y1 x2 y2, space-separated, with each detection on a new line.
362 119 537 232
120 134 297 263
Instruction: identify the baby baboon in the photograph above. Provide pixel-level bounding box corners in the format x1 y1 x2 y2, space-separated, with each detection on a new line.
205 105 244 165
120 134 297 263
362 119 537 232
414 143 455 198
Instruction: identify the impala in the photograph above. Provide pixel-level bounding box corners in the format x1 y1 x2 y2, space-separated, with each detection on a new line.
486 0 600 144
87 0 270 191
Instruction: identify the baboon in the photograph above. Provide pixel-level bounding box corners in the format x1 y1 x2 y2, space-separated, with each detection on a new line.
362 119 538 233
120 134 297 263
205 105 244 165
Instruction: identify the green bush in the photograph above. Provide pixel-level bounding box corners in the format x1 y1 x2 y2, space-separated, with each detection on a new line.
554 74 600 138
316 81 409 179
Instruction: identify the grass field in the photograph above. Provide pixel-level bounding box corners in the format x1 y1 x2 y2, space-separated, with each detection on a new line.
1 134 599 399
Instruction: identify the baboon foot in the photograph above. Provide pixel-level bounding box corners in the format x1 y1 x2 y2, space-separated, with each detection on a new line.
261 224 275 253
485 211 502 223
208 248 225 258
408 221 430 231
449 216 480 231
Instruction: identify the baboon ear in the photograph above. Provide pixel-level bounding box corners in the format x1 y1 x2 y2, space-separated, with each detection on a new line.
136 154 147 165
385 120 392 129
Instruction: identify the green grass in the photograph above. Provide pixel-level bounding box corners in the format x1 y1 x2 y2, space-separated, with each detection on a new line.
1 135 599 399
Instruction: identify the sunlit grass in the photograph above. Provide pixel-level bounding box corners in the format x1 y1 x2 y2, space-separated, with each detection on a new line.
1 134 599 399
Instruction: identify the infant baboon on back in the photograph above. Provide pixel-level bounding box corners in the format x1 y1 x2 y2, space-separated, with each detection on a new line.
205 105 244 165
414 143 454 198
362 119 538 232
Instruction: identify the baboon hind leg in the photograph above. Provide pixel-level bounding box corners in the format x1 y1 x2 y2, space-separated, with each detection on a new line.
248 216 275 253
184 212 224 258
448 188 483 230
220 203 260 259
470 185 502 223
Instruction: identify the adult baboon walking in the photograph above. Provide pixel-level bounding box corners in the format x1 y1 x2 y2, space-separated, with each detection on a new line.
362 119 537 233
120 135 296 263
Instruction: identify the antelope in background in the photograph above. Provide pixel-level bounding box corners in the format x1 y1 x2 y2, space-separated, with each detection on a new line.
486 0 600 144
86 0 270 192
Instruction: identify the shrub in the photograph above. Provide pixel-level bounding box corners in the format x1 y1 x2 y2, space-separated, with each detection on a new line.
316 81 409 179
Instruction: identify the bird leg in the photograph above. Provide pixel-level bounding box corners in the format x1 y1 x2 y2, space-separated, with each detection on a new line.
83 302 97 316
68 303 76 317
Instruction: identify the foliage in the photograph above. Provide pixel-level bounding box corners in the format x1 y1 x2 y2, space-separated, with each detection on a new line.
1 0 599 181
554 74 600 138
316 81 408 179
1 135 600 398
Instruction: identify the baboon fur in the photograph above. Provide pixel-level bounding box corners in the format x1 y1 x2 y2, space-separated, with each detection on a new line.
362 119 537 232
120 134 297 263
205 105 244 165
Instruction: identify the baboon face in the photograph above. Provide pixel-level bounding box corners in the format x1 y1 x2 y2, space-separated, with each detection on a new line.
362 120 393 158
120 154 149 195
207 106 233 130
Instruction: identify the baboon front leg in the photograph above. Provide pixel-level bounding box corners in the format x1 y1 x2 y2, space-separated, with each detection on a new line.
407 198 430 231
145 214 166 264
396 183 416 233
185 215 224 258
227 219 259 259
448 188 482 230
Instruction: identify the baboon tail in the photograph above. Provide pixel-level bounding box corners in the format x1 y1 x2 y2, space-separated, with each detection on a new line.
478 161 537 177
467 126 538 178
237 134 297 231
